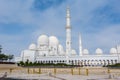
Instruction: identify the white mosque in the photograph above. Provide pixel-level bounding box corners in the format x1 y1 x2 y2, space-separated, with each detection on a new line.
15 7 120 67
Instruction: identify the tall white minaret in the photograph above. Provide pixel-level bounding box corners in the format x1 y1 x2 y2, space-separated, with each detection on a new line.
66 7 71 56
79 33 83 56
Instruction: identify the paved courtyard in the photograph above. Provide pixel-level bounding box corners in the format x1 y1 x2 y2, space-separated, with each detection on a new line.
0 64 120 80
0 73 119 80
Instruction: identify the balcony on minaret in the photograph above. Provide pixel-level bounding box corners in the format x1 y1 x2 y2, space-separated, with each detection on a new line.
66 26 71 29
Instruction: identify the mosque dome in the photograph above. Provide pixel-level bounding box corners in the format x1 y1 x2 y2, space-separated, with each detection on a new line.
49 36 59 46
37 35 49 45
29 43 36 50
71 49 77 55
110 48 117 54
58 44 64 52
58 44 65 55
83 49 89 55
96 48 103 55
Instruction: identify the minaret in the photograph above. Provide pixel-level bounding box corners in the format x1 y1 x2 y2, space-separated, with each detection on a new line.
116 45 120 63
66 7 71 56
79 33 83 56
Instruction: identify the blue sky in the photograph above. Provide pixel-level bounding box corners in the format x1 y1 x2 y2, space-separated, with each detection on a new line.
0 0 120 56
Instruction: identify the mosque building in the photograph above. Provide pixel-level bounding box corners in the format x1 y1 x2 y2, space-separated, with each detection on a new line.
15 7 120 67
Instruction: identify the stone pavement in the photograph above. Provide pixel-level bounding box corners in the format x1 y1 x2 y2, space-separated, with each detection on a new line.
0 73 119 80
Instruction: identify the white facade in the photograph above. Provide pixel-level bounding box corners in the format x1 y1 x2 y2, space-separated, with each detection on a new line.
15 7 120 67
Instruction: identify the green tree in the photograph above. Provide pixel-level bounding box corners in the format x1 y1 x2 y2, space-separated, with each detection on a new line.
8 54 14 62
19 61 24 66
0 54 8 61
25 59 29 66
29 62 33 66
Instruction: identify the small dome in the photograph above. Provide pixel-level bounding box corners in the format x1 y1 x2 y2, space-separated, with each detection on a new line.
71 49 77 55
29 43 36 50
96 48 103 55
49 36 59 46
58 44 64 52
110 48 117 54
38 35 49 45
83 49 89 55
58 44 65 55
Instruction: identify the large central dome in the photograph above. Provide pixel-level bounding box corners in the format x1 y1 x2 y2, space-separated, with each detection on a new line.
37 35 49 46
49 36 59 46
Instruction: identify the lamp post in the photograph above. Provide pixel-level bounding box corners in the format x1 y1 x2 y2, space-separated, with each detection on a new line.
116 45 120 63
